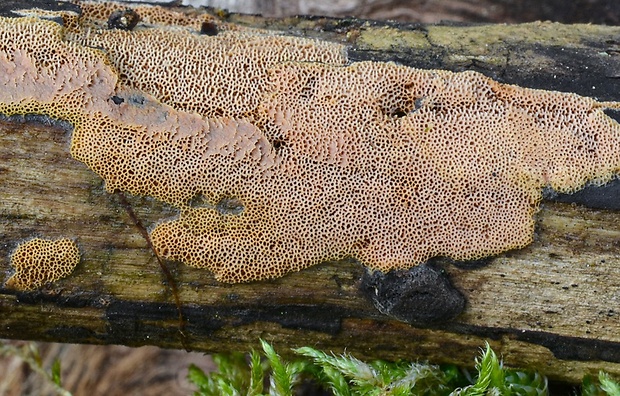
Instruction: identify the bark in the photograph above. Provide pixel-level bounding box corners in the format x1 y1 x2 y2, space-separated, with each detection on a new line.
1 5 620 383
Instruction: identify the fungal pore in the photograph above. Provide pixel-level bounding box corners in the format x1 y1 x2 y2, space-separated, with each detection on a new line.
7 239 80 290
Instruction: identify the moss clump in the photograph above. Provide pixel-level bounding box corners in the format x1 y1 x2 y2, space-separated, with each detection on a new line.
188 341 561 395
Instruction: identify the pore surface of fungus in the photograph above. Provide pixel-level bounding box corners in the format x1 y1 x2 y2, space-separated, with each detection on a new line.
1 2 620 282
6 238 80 290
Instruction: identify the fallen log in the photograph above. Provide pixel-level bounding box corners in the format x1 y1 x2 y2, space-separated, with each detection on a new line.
1 1 620 384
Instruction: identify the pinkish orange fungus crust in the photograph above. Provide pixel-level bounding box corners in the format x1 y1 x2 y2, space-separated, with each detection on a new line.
1 2 620 282
7 239 80 290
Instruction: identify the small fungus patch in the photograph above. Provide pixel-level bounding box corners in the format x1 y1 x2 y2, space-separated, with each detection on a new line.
1 2 620 283
6 238 80 291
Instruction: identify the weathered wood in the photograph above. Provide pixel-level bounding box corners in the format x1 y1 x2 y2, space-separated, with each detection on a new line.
1 5 620 384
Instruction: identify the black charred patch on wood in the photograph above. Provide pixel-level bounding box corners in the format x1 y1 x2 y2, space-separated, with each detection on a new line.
447 322 620 363
361 263 465 326
448 257 494 270
544 178 620 211
104 300 344 343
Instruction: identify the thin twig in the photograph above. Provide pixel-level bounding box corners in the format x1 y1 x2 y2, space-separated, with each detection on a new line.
114 191 189 349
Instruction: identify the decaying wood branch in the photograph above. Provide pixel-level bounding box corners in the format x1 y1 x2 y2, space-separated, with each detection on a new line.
1 2 620 383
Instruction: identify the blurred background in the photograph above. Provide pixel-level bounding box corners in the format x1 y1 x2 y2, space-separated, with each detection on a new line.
181 0 618 24
1 0 618 395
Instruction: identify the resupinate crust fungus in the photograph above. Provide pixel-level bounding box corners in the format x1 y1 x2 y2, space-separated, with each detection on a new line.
1 2 620 282
7 238 80 291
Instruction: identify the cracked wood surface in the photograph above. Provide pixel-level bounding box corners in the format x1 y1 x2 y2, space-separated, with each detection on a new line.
1 8 620 383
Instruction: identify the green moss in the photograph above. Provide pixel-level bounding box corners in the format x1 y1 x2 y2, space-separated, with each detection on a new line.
426 23 620 51
357 26 431 51
188 341 560 395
